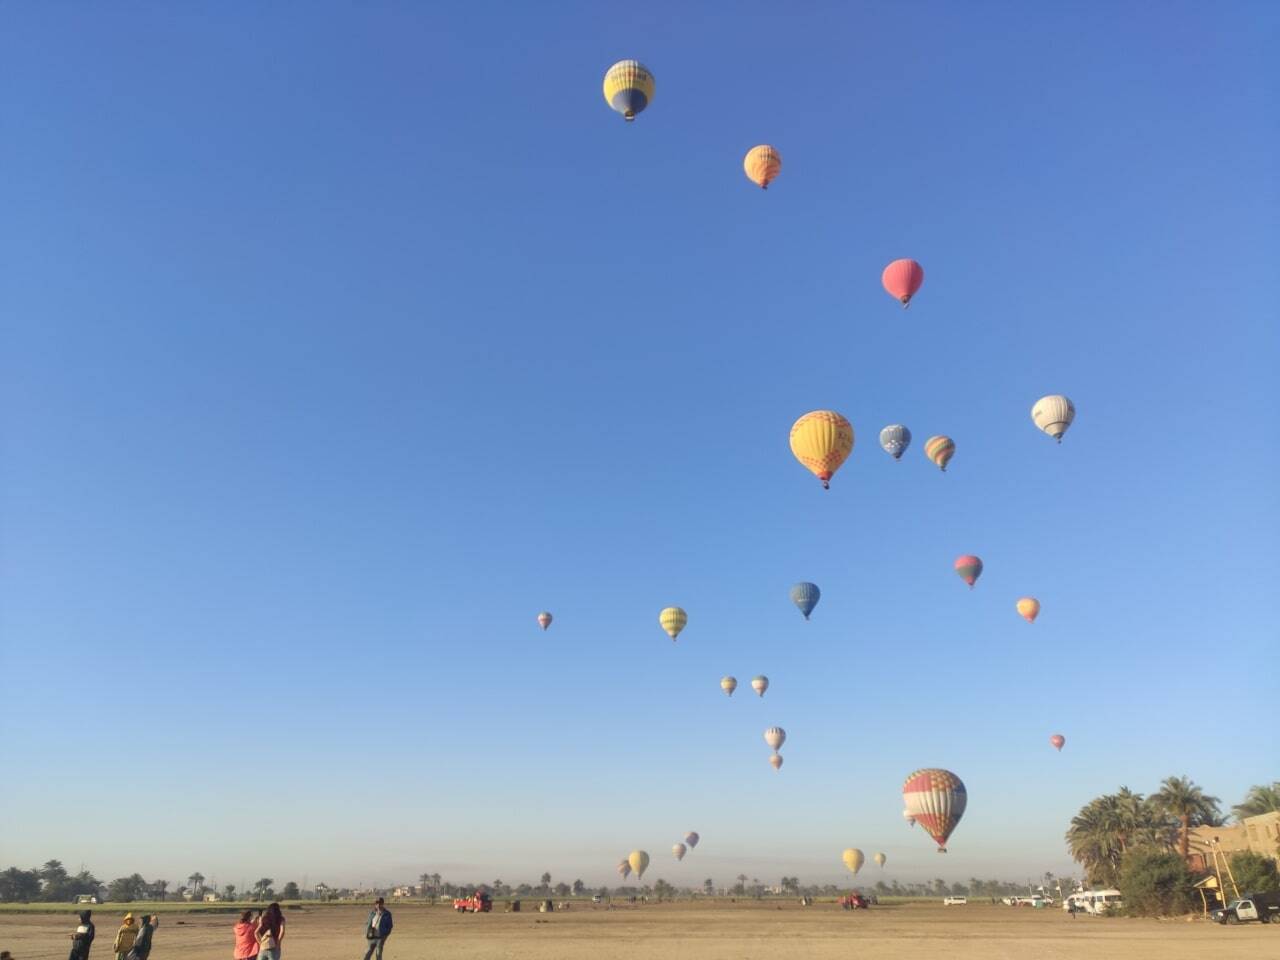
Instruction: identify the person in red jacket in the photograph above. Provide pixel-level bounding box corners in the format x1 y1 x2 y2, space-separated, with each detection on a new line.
233 910 259 960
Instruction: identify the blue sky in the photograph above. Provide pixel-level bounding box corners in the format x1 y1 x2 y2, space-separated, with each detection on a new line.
1 2 1276 890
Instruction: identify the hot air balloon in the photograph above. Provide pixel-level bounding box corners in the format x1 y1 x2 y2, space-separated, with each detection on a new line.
790 411 854 490
764 727 786 750
752 675 769 697
685 832 700 849
903 809 916 828
924 435 955 472
954 555 983 588
720 676 738 697
1031 395 1075 443
672 842 687 861
873 852 886 869
902 768 967 852
628 850 650 879
617 859 631 880
879 424 912 460
1050 734 1065 751
882 259 924 307
659 606 687 641
1016 597 1040 623
602 60 654 122
842 848 865 876
790 582 820 620
769 753 783 771
743 145 782 189
537 611 553 630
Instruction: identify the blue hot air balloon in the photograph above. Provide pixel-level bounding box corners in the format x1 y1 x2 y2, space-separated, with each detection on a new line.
790 582 821 620
879 424 912 460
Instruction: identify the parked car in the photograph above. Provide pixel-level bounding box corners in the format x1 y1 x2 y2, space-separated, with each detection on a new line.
1211 891 1280 925
943 896 967 905
591 895 603 904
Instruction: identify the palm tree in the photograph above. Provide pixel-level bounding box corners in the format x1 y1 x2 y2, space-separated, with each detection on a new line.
152 880 169 901
1151 775 1222 861
539 872 551 893
419 873 430 897
1233 783 1280 819
431 873 442 896
703 878 714 896
188 872 205 896
734 874 747 894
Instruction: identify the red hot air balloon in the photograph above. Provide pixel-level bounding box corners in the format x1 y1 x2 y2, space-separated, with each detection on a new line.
1050 734 1065 751
902 768 967 852
882 259 924 308
954 555 983 588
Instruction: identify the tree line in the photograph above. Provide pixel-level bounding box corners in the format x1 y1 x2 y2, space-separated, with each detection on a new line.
0 861 303 904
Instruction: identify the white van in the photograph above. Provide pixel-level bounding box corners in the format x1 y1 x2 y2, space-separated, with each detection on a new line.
1083 889 1123 915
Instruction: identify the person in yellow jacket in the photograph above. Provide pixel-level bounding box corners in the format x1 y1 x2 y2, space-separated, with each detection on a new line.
113 913 138 960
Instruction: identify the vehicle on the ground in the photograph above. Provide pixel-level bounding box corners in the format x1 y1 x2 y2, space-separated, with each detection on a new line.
943 896 967 905
453 891 493 913
75 895 100 904
1063 893 1089 913
591 895 603 904
838 892 868 909
1211 891 1280 924
1079 889 1123 915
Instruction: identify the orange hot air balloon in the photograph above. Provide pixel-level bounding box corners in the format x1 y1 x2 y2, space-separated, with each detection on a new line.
743 145 782 189
1050 734 1065 751
1016 598 1040 623
954 555 983 588
789 411 854 490
882 259 924 307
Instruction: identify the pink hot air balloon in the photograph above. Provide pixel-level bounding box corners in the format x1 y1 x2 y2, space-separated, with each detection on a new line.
882 259 924 308
1050 734 1065 752
537 611 553 630
954 555 983 588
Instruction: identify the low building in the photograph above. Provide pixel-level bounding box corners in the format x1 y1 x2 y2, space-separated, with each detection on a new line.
1188 811 1280 871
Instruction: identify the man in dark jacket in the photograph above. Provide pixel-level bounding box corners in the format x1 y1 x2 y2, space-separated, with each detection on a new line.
362 897 393 960
126 915 157 960
69 910 95 959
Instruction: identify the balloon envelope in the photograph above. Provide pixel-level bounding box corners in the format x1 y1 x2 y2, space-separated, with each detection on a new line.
672 843 687 861
879 424 912 460
685 832 700 848
902 768 967 852
1016 597 1040 623
954 555 983 588
764 726 786 750
752 675 769 697
659 606 688 640
924 435 956 472
873 852 887 868
790 582 821 620
743 145 782 189
769 753 783 771
1032 395 1075 442
537 611 553 630
790 411 854 489
882 259 924 306
602 60 655 121
842 848 865 875
1050 734 1065 751
720 676 737 697
628 850 650 878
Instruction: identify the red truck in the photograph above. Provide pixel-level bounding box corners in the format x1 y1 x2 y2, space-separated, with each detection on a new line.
839 892 869 910
453 891 493 913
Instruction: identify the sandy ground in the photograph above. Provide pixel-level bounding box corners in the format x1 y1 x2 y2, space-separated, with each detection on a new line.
2 901 1273 960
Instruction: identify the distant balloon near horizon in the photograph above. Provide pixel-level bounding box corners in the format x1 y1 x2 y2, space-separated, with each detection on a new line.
954 555 984 588
685 831 700 849
602 60 654 122
1032 395 1076 442
720 676 738 697
882 258 924 307
764 726 786 750
842 848 865 876
924 435 956 472
537 611 553 631
628 850 650 879
873 852 887 869
902 768 967 853
743 145 782 189
672 842 687 861
790 411 854 490
752 675 770 697
769 753 783 771
879 424 912 460
659 606 687 641
790 582 821 620
1050 734 1066 751
1016 597 1041 623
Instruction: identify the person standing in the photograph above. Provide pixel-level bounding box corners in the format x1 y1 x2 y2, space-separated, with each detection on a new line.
362 897 393 960
233 909 259 960
256 903 285 960
112 913 137 960
69 910 95 960
125 916 156 960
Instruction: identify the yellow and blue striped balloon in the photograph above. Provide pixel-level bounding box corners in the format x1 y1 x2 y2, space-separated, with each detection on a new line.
603 60 655 121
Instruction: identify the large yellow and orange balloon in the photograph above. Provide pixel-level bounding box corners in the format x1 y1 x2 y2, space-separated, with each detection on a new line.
924 435 955 472
1016 597 1040 623
603 60 655 122
842 848 865 876
790 411 854 489
628 849 650 879
659 606 687 641
743 145 782 189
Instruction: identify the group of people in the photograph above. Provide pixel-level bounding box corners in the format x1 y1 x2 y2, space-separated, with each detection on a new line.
50 897 393 960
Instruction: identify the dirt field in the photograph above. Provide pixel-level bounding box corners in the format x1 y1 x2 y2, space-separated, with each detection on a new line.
2 901 1272 960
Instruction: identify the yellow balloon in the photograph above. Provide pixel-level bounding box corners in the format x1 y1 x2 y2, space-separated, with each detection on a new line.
790 411 854 489
743 145 782 189
873 852 887 868
842 848 865 875
1016 597 1040 623
628 849 650 879
659 606 687 641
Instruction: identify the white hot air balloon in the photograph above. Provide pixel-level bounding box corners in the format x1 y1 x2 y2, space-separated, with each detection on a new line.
769 753 783 771
672 843 687 861
751 675 769 697
763 726 786 750
1031 395 1075 442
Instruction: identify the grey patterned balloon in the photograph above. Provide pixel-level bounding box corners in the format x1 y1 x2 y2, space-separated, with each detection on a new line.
879 424 912 460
